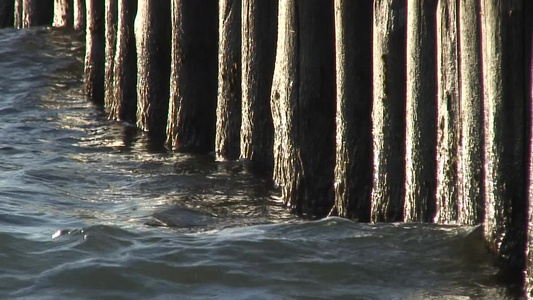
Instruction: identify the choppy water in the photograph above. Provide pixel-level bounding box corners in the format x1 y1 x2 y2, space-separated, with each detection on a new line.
0 27 519 300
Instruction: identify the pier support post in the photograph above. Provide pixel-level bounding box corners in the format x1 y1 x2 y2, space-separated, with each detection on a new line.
110 0 137 124
216 0 241 160
53 0 73 28
84 0 105 104
457 0 483 225
21 0 53 28
270 0 336 217
104 0 117 114
371 0 407 222
481 0 527 282
404 0 438 222
240 0 276 173
435 0 459 224
135 0 171 145
333 0 372 221
73 0 85 30
166 0 218 153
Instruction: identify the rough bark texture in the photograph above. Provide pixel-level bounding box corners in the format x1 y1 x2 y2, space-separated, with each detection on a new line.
135 0 171 145
22 0 53 27
0 0 14 27
404 0 437 223
216 0 241 160
104 0 117 116
84 0 104 104
270 0 336 217
240 0 276 174
333 0 372 221
481 0 526 281
166 0 218 153
53 0 73 28
73 0 85 30
435 0 459 224
371 0 406 222
110 0 137 124
458 0 483 225
14 0 21 28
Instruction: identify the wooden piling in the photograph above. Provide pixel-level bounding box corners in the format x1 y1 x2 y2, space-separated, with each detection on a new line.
84 0 104 104
104 0 117 114
110 0 137 124
481 0 527 281
240 0 276 174
333 0 372 221
435 0 459 224
134 0 171 145
53 0 73 28
270 0 336 217
73 0 85 30
404 0 438 222
216 0 242 160
458 0 483 225
371 0 407 222
22 0 53 28
166 0 218 153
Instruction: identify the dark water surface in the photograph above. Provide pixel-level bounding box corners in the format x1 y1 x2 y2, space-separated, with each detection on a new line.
0 28 518 300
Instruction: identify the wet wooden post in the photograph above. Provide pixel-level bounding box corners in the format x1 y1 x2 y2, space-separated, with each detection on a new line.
270 0 336 217
73 0 85 30
53 0 73 28
0 0 14 27
332 0 372 221
434 0 459 224
404 0 438 222
166 0 218 153
14 0 21 28
481 0 527 282
370 0 407 222
21 0 53 28
84 0 105 104
216 0 241 160
135 0 171 145
458 0 483 225
240 0 276 173
104 0 117 114
110 0 137 123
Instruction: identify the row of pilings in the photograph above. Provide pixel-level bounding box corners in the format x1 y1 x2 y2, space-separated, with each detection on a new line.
1 0 533 296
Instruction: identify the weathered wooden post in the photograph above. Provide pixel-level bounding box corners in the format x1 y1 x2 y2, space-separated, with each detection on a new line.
84 0 105 104
458 0 483 225
104 0 117 114
216 0 241 160
110 0 137 123
14 0 21 28
73 0 85 30
53 0 73 28
371 0 406 222
270 0 336 217
21 0 53 28
404 0 438 222
0 0 14 27
481 0 527 281
166 0 218 153
332 0 372 221
434 0 459 224
135 0 171 145
240 0 276 173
